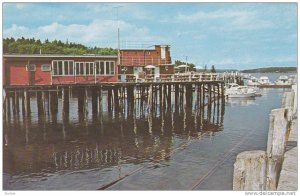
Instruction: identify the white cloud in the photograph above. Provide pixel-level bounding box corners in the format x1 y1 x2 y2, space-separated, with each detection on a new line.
3 19 165 47
176 9 275 30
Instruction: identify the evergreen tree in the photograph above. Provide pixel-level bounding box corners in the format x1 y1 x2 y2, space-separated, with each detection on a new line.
2 37 117 55
211 65 216 73
204 65 207 73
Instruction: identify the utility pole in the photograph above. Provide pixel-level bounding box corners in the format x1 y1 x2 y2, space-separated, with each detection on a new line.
114 6 122 66
185 56 188 72
185 56 188 65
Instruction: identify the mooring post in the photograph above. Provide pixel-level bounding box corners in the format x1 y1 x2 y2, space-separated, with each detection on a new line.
266 108 290 191
233 151 267 191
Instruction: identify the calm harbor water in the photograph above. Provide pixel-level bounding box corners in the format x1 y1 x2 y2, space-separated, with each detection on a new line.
3 74 292 190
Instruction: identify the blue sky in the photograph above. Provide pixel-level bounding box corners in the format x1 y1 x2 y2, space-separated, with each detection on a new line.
3 2 297 69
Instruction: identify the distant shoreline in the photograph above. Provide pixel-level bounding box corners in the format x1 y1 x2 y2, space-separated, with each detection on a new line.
208 67 297 73
240 67 297 73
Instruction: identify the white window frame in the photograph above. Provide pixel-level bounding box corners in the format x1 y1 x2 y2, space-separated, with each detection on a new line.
75 62 94 76
85 62 95 75
94 61 115 76
75 62 85 76
52 60 74 76
41 64 51 71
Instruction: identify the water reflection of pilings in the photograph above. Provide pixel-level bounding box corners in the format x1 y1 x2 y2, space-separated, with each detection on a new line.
3 91 225 177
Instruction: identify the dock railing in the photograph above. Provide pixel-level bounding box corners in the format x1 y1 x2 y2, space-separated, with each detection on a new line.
119 73 220 83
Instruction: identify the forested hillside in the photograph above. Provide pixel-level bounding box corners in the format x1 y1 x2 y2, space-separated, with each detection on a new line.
3 37 117 55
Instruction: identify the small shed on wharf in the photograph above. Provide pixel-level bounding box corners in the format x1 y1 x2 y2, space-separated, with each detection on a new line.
119 45 174 81
3 54 118 86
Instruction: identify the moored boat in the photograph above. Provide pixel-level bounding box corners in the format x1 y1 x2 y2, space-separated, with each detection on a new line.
258 76 273 85
225 83 256 98
247 76 260 86
274 75 291 85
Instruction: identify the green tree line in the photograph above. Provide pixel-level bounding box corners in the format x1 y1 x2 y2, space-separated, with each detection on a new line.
3 37 117 55
174 60 196 71
174 60 217 73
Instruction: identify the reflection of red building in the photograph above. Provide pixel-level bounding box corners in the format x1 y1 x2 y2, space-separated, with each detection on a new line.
119 45 174 79
3 54 118 86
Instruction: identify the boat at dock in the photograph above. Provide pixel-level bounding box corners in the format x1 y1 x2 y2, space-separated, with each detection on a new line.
246 76 260 86
258 76 274 85
225 83 257 98
274 75 291 85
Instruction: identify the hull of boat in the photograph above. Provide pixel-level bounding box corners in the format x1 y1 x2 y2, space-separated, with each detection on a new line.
227 93 256 98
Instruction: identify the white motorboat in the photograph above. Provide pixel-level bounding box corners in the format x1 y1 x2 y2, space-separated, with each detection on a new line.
258 76 273 85
247 76 260 86
225 83 256 98
274 75 291 85
288 75 297 85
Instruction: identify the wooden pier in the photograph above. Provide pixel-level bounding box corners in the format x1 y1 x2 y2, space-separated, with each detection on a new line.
3 81 225 121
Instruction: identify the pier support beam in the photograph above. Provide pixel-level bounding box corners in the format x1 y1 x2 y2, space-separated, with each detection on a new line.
62 88 70 118
113 86 120 112
78 88 85 117
24 90 31 116
50 90 58 115
37 91 45 116
91 87 98 115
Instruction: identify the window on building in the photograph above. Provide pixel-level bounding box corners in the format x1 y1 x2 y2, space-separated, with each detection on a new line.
161 47 166 59
58 61 63 75
41 64 51 71
69 61 74 75
53 61 58 75
100 61 105 75
110 62 115 75
95 62 100 75
94 61 115 75
75 62 85 75
85 62 94 75
52 60 74 75
64 61 69 75
105 61 110 75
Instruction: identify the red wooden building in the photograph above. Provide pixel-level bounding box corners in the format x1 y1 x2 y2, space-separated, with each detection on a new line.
3 54 118 86
119 45 174 79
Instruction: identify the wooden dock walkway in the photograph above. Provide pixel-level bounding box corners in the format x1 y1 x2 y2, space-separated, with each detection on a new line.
277 116 298 191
